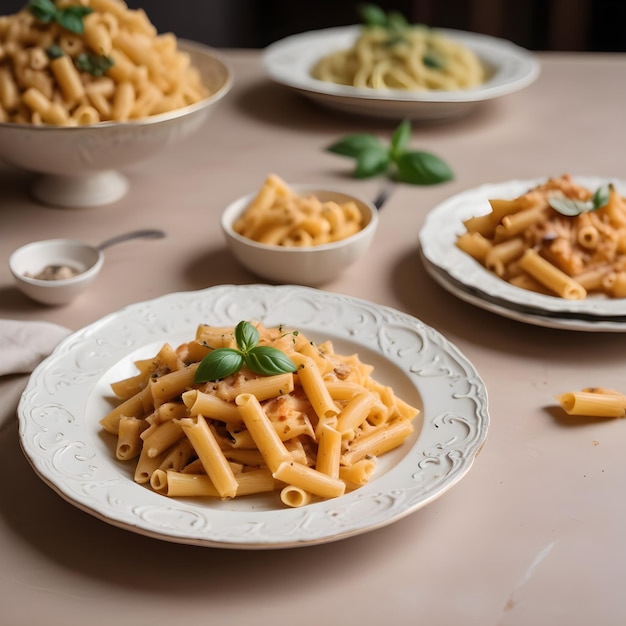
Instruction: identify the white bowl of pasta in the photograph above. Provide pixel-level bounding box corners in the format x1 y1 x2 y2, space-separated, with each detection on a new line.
0 3 232 207
221 175 379 285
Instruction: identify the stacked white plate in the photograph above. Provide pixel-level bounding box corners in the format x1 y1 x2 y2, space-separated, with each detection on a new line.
419 178 626 332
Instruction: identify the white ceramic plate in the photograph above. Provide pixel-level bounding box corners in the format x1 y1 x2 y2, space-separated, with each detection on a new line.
419 177 626 320
262 25 539 121
421 252 626 332
18 285 489 549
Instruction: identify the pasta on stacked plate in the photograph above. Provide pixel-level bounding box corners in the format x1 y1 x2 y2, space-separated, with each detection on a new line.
456 174 626 300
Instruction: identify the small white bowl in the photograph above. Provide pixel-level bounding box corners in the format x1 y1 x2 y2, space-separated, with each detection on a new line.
221 186 378 285
9 239 104 305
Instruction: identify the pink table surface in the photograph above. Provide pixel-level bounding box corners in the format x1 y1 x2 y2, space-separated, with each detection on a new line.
1 50 626 626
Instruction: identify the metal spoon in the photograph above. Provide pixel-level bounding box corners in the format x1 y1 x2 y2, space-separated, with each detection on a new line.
373 180 395 210
97 228 166 250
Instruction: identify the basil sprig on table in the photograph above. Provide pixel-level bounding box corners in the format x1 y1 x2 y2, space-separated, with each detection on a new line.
548 183 612 216
27 0 93 35
194 321 298 383
327 120 454 185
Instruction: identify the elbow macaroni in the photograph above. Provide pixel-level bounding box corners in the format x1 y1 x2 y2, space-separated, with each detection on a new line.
101 321 419 507
312 25 484 92
456 174 626 300
0 0 209 125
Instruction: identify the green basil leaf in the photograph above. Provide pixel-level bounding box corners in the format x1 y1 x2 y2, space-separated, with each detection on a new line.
390 120 411 160
27 0 57 23
244 346 297 377
355 146 391 178
358 3 387 27
548 197 593 216
56 6 93 34
384 34 407 48
592 183 611 209
46 44 65 60
194 348 244 383
395 150 454 185
424 50 445 69
327 134 384 158
387 10 409 34
235 320 259 352
75 53 114 77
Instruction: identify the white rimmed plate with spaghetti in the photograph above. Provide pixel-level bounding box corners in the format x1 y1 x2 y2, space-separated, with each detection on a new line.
262 25 539 121
17 284 489 549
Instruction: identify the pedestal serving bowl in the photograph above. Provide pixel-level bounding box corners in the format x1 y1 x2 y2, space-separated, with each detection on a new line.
0 40 232 208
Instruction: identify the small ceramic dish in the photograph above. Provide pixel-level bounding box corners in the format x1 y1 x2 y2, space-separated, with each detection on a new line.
9 238 104 305
221 186 379 285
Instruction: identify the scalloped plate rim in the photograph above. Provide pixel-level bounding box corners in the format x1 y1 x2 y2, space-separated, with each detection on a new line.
17 284 489 549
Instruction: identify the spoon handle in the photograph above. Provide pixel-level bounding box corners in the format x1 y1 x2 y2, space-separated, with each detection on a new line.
97 229 166 250
373 181 395 210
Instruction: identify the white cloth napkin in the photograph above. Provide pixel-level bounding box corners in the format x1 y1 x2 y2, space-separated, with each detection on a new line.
0 319 71 376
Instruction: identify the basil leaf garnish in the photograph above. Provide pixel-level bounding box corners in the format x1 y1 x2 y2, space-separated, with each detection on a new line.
194 348 244 382
75 53 114 77
235 319 259 353
46 44 64 59
27 0 56 23
244 346 298 377
592 183 611 209
548 183 612 216
194 321 297 383
358 3 387 27
547 197 591 216
386 10 409 34
28 0 93 34
56 5 92 34
424 50 445 69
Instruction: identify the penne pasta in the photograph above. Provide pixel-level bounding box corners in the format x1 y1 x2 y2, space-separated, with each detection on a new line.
101 322 420 507
456 174 626 300
233 175 366 248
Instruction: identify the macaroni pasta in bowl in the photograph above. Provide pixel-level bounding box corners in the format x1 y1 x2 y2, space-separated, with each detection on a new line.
0 0 210 125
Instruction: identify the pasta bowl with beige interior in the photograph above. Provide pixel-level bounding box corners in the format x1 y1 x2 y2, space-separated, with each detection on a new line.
0 40 232 208
221 179 379 285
